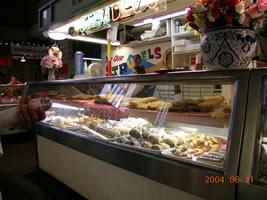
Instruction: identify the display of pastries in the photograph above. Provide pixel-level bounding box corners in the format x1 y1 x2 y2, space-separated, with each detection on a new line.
171 96 227 113
43 101 228 166
43 113 104 132
168 134 227 164
95 93 124 105
128 97 158 109
54 94 96 100
93 94 231 120
114 126 185 151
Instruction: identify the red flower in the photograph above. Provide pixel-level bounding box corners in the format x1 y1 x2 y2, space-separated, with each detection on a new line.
186 13 194 22
206 21 214 29
213 11 221 19
226 15 233 24
213 0 221 10
226 0 240 5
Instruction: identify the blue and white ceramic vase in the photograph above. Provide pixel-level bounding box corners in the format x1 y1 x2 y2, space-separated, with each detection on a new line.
200 27 257 69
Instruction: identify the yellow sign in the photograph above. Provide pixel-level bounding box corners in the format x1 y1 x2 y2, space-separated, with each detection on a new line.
111 0 166 22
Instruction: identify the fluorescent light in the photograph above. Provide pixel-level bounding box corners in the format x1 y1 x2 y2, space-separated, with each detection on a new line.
47 31 67 40
134 8 189 26
83 57 102 61
66 35 120 46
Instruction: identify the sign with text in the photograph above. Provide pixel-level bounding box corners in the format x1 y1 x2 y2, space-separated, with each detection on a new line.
106 42 170 75
111 0 167 22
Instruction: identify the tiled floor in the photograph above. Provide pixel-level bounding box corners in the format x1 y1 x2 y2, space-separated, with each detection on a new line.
0 132 86 200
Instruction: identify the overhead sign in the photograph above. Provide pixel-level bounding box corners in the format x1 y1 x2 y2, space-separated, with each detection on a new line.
111 0 167 22
65 0 167 35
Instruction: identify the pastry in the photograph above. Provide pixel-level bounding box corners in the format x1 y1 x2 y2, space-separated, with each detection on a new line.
69 94 96 100
141 141 153 149
96 127 121 138
159 143 170 149
128 97 158 109
197 96 225 112
127 138 141 147
129 128 142 139
172 145 188 157
171 95 228 113
147 101 171 110
163 135 180 147
152 144 164 150
148 134 162 144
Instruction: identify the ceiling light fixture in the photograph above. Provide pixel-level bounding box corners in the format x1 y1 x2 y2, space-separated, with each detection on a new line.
133 8 189 27
47 30 68 40
20 56 26 62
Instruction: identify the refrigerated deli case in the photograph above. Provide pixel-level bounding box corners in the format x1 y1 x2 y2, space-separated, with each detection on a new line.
0 84 25 135
23 69 267 200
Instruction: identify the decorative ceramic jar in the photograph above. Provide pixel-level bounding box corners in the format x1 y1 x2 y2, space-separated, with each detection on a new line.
200 27 257 69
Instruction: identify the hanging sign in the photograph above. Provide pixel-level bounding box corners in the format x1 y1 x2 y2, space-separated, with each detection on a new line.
68 0 167 35
111 0 167 22
79 6 111 34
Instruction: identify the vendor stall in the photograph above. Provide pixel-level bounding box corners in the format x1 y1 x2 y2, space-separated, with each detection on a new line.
17 69 263 199
35 0 267 199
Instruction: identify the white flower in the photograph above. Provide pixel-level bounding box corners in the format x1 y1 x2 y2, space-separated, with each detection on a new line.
245 0 254 8
236 1 245 14
239 14 246 24
195 3 206 13
207 12 215 22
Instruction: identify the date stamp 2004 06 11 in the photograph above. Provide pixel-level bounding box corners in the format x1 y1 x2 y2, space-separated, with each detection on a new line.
204 176 254 184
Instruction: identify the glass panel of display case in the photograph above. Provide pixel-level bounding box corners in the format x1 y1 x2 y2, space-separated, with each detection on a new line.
0 84 24 108
256 79 267 184
24 81 235 170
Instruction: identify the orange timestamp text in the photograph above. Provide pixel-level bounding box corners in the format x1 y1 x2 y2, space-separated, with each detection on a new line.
204 176 254 184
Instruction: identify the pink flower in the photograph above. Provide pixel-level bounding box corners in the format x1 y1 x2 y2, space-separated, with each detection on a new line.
236 1 246 14
41 55 62 69
242 15 251 27
246 4 262 19
257 0 267 12
245 0 254 8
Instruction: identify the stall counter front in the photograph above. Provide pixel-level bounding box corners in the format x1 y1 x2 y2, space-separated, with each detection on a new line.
22 69 267 200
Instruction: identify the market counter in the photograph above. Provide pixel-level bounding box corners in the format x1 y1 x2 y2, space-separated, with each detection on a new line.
27 70 267 200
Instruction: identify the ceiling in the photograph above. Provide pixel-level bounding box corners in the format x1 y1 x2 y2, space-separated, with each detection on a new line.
0 0 50 28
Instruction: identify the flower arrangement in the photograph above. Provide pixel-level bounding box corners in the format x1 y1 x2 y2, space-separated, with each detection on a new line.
41 46 63 69
186 0 267 33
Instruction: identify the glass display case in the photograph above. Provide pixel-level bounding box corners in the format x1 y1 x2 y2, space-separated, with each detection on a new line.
0 84 25 135
0 84 24 110
25 70 251 200
236 69 267 200
28 79 234 169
